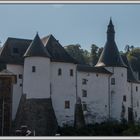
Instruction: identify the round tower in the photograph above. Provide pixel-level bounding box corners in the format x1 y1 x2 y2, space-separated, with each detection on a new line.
95 19 128 121
23 33 51 99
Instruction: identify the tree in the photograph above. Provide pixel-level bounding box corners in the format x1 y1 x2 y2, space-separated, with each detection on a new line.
124 45 135 54
65 44 87 64
127 47 140 72
90 44 102 66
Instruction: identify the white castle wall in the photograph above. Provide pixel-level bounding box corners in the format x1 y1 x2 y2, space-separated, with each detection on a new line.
77 71 110 124
23 57 50 99
131 83 140 122
105 67 128 121
6 64 23 120
51 62 76 127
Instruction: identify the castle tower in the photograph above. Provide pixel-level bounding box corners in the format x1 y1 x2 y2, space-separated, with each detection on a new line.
95 19 128 121
23 33 51 99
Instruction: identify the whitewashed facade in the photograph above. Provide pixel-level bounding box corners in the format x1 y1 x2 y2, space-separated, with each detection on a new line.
23 57 51 99
6 64 23 120
1 19 140 128
77 71 110 124
51 62 77 126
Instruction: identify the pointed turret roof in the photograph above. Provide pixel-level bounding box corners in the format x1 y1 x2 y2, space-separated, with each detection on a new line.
24 33 50 58
95 19 126 68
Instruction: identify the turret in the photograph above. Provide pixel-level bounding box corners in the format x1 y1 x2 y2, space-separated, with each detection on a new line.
95 19 128 121
95 19 126 68
23 33 51 99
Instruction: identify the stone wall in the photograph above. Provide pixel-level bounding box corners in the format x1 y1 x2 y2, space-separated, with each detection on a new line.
13 95 58 136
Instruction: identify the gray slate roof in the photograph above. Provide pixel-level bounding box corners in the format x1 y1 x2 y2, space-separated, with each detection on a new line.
24 34 51 58
42 34 77 64
77 64 112 75
0 37 32 65
95 19 126 68
121 55 139 83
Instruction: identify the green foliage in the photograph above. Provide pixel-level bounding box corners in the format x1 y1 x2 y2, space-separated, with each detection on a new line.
59 122 140 136
127 47 140 71
65 44 89 64
65 44 103 66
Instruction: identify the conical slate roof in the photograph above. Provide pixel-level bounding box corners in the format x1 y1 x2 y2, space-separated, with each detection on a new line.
42 34 77 63
95 19 126 68
121 55 139 83
24 33 51 58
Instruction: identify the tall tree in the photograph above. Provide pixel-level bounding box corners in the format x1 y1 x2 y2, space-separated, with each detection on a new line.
65 44 87 64
90 44 99 66
127 47 140 72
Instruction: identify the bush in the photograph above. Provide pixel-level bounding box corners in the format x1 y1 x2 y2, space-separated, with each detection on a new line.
59 121 140 136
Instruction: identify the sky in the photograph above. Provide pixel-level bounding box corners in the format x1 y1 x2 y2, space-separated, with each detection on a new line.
0 4 140 51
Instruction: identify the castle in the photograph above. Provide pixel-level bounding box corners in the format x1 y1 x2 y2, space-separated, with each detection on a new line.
0 19 140 136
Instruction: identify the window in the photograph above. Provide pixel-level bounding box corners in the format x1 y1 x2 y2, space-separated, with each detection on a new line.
32 66 36 72
82 103 87 111
111 78 115 85
20 83 22 87
136 86 138 92
135 111 137 118
58 68 62 76
123 95 126 102
19 74 23 79
82 90 87 97
65 101 70 109
82 79 87 85
70 69 73 76
15 75 17 84
13 47 19 54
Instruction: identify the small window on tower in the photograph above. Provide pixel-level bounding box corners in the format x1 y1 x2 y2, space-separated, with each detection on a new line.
136 86 138 92
65 101 70 109
111 78 115 85
70 69 73 76
123 95 126 102
32 66 36 72
19 74 23 79
58 68 62 76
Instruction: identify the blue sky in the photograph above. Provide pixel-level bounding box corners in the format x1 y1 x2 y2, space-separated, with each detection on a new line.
0 4 140 51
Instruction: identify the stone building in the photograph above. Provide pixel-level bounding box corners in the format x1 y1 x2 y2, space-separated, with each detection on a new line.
0 19 139 136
